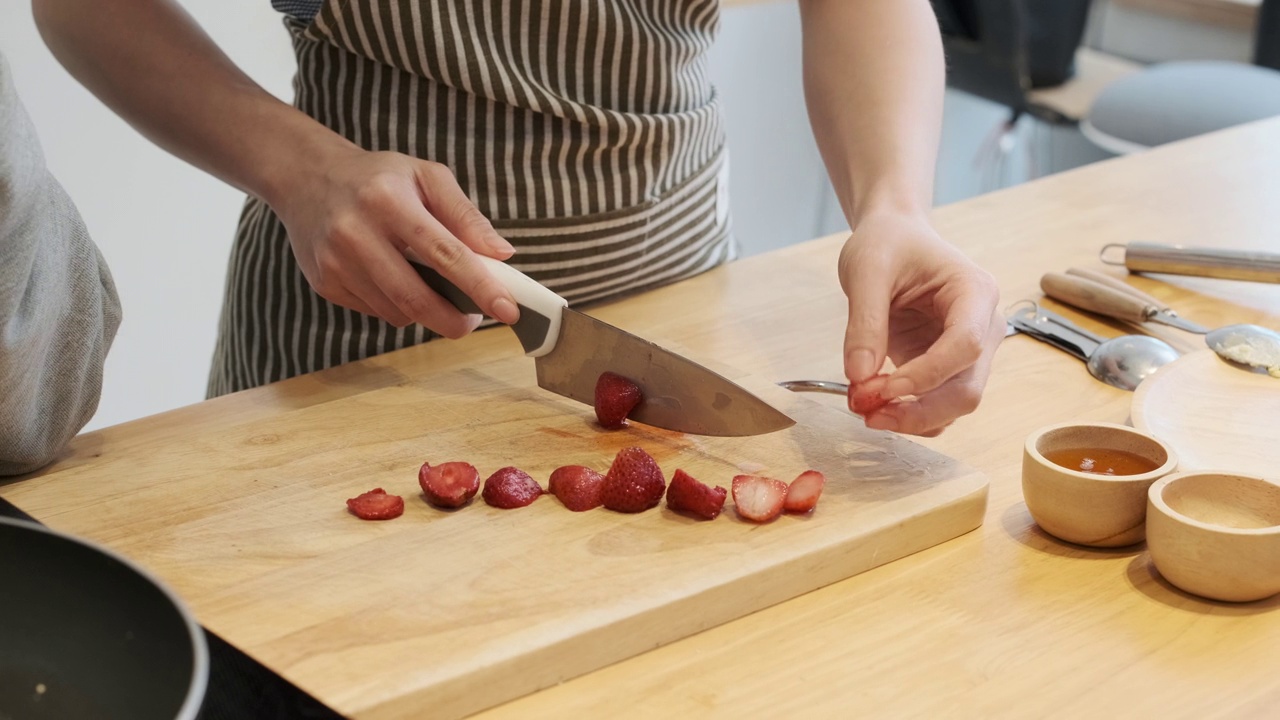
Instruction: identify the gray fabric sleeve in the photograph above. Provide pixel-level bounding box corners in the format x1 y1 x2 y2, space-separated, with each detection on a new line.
0 53 123 476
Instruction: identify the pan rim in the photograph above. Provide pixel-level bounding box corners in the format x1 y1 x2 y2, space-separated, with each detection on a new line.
0 516 209 720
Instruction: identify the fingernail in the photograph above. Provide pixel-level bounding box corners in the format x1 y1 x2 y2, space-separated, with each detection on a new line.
492 236 516 256
492 297 520 325
884 377 915 399
848 349 876 382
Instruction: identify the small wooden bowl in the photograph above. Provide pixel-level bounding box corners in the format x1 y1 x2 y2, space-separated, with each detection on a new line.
1146 471 1280 602
1023 422 1178 547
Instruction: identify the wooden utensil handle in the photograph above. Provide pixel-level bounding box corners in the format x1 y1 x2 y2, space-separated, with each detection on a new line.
1065 267 1167 309
1040 272 1153 324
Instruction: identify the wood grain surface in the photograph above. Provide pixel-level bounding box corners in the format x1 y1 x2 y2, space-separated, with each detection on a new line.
1132 348 1280 478
4 117 1280 718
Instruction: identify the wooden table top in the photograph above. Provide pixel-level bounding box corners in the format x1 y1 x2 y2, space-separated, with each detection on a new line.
5 117 1280 718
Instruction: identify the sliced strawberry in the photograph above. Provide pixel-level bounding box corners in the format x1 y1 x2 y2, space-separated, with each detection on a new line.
665 469 728 520
548 465 605 512
418 461 481 509
594 371 643 429
601 446 666 513
346 488 405 520
731 475 788 523
848 373 892 416
784 470 826 514
482 467 543 509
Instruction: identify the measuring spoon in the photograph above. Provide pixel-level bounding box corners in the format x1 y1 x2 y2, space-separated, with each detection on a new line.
1040 267 1280 376
1007 303 1179 391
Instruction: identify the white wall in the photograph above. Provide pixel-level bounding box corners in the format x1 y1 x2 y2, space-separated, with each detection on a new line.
1 2 296 430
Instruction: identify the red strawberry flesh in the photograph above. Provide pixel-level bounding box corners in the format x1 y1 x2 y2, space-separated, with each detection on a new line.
346 488 405 521
548 465 605 512
731 475 788 523
849 373 893 416
419 461 481 508
601 446 666 513
594 372 643 429
665 468 727 520
784 470 826 513
482 467 543 509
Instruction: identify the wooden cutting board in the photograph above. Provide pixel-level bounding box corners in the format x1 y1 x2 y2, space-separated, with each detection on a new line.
5 356 987 720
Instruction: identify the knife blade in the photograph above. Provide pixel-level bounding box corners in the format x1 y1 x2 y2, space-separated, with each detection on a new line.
412 257 795 437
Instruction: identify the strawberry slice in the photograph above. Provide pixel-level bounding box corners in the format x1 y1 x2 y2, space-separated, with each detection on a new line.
548 465 605 512
601 446 666 513
346 488 405 520
419 461 481 509
784 470 826 514
731 475 788 523
848 373 892 416
482 467 543 509
594 372 643 429
665 469 728 520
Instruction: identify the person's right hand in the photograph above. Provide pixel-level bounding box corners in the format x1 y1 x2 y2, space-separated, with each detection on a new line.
269 146 521 338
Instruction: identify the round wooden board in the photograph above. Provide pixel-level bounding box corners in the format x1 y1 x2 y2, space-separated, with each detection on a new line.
1131 349 1280 479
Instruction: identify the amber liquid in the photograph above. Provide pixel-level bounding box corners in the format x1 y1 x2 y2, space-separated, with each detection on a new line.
1042 447 1160 476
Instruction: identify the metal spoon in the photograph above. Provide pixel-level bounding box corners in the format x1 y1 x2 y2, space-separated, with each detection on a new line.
1007 303 1180 391
1041 268 1280 376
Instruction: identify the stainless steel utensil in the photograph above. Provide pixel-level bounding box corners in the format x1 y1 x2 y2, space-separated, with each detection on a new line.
413 257 795 436
1006 302 1180 391
1101 242 1280 284
1040 267 1280 376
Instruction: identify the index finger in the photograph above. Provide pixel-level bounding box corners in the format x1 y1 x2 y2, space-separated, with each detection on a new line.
841 253 893 383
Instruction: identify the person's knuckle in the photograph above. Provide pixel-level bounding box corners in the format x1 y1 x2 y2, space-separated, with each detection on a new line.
354 173 400 212
427 238 468 271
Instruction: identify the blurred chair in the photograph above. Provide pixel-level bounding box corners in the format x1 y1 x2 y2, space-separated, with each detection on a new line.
1082 0 1280 154
931 0 1135 187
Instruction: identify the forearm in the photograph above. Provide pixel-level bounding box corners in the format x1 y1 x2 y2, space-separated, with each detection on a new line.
32 0 355 208
797 0 945 224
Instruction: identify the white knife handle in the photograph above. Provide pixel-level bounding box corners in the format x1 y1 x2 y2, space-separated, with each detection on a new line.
411 255 567 357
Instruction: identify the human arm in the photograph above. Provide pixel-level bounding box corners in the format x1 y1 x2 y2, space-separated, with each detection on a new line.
0 54 121 475
797 0 1004 436
31 0 521 335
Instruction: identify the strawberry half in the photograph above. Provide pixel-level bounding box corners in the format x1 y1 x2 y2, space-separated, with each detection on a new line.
665 469 727 520
594 371 643 429
548 465 605 512
784 470 826 514
601 446 666 513
482 467 543 509
346 488 405 520
848 373 892 416
731 475 788 523
418 461 481 509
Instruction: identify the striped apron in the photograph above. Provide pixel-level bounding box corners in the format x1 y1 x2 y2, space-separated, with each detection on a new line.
207 0 735 397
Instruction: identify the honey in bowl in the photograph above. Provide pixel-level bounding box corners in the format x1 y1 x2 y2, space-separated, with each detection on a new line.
1042 447 1160 476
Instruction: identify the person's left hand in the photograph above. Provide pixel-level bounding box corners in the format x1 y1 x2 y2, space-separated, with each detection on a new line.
838 210 1004 437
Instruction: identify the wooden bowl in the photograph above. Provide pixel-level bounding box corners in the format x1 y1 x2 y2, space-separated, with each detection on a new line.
1023 422 1178 547
1146 471 1280 602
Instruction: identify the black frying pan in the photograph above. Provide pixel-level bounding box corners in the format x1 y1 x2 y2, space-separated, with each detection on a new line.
0 517 207 720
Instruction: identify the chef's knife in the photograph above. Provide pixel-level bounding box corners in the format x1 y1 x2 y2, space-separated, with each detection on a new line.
412 257 795 437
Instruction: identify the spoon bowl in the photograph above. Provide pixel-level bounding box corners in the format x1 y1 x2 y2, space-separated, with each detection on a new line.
1204 324 1280 378
1086 335 1182 391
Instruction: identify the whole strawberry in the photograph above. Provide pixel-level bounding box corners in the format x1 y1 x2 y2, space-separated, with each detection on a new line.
665 469 727 520
482 467 543 509
594 372 643 429
601 446 666 513
548 465 605 512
